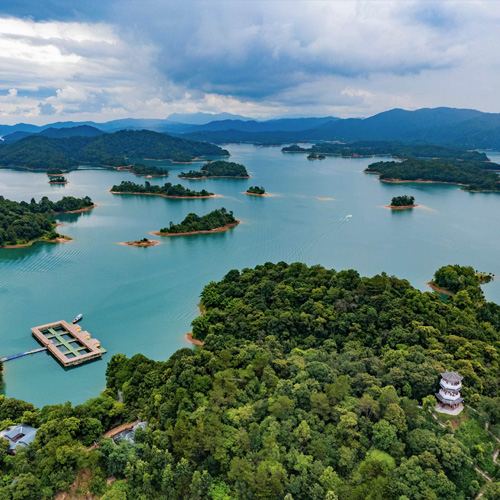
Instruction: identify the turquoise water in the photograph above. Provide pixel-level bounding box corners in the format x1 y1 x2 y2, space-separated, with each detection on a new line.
1 144 500 408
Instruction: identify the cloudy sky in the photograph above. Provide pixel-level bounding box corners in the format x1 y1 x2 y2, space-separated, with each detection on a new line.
0 0 499 124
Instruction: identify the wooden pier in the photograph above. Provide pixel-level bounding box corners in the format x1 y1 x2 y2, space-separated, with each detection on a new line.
0 347 47 363
31 320 106 367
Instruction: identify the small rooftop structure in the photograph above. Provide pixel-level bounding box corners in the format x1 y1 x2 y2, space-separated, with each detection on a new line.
1 425 38 454
113 421 147 446
31 320 106 367
435 370 464 415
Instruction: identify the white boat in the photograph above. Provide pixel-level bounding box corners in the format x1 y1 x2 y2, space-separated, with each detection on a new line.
72 314 83 324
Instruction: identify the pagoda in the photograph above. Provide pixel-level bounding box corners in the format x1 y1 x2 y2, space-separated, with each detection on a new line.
435 370 464 415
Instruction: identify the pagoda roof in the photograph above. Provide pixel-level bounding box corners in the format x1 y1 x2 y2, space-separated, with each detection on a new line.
441 371 463 383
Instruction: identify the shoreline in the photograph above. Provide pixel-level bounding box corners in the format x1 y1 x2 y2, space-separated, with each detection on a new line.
109 190 220 199
48 181 69 184
244 191 268 196
58 204 97 214
118 240 160 248
178 175 250 180
186 332 205 346
385 204 418 210
151 221 240 237
3 235 72 249
427 281 454 296
379 178 469 187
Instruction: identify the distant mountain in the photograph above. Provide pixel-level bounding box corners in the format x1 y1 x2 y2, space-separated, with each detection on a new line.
185 108 500 148
2 107 500 148
0 130 229 171
165 112 253 125
2 125 104 143
186 117 337 133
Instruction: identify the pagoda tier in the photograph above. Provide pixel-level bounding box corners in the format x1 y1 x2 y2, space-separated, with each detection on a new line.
435 370 464 415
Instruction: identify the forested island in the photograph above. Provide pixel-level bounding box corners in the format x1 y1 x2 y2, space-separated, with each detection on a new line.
0 130 229 171
282 141 492 162
122 163 169 177
110 180 215 199
389 195 416 209
153 208 238 236
307 153 326 160
0 195 94 247
245 186 266 195
179 160 249 179
48 175 68 184
365 159 500 191
429 264 494 295
4 263 500 498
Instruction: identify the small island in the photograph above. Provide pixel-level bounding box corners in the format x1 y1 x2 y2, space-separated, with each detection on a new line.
307 153 326 160
110 180 215 199
120 238 159 248
428 264 493 296
48 175 68 184
365 158 500 192
117 163 169 177
152 208 239 236
179 160 249 179
245 186 266 196
0 195 94 248
388 195 417 209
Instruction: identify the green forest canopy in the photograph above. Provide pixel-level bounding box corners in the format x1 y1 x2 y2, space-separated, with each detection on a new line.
159 208 237 234
0 130 229 171
110 180 214 198
390 195 415 207
0 195 93 247
247 186 266 194
282 141 492 162
365 159 500 191
179 161 249 178
3 263 500 499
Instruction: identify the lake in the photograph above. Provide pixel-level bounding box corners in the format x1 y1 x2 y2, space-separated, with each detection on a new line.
1 144 500 408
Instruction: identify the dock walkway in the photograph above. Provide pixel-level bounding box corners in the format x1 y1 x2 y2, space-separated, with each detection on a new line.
0 347 47 363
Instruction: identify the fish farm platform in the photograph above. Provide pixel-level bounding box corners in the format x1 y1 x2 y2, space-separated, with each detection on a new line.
31 320 106 367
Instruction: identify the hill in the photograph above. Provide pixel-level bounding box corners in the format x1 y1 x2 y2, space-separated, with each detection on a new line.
0 130 229 171
2 125 104 143
2 262 500 498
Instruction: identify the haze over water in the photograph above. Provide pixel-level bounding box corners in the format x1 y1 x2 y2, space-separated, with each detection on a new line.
1 144 499 408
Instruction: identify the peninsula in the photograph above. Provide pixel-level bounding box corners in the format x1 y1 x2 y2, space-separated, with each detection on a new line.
0 195 94 248
110 180 215 199
152 208 239 236
387 195 417 209
365 158 500 192
245 186 266 196
179 160 249 179
282 141 492 162
428 264 493 295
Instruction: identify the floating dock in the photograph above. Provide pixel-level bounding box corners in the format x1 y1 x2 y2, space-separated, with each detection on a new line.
31 320 106 367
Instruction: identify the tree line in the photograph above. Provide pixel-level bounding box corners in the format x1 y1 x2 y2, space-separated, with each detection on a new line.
179 161 249 178
0 196 93 247
365 159 500 191
111 181 213 198
159 208 237 234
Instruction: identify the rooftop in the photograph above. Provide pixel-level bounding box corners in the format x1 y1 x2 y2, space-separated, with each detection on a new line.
2 425 38 451
441 371 463 383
